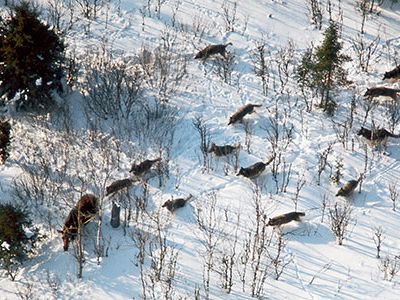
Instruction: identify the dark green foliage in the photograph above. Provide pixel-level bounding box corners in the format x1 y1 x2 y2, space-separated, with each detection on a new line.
0 119 11 164
296 23 350 115
0 203 38 280
0 1 65 110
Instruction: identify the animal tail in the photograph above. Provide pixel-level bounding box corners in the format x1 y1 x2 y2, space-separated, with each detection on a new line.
388 132 400 138
265 156 275 166
297 212 306 217
252 104 262 107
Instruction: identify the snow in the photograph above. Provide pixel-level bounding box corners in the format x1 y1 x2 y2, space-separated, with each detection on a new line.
0 0 400 299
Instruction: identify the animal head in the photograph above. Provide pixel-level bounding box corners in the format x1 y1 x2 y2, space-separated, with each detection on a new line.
58 225 76 251
357 127 369 137
237 167 246 176
364 88 374 97
209 143 217 153
162 200 173 211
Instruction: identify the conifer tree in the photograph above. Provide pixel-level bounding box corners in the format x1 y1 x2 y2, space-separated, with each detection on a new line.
0 1 65 110
296 22 350 115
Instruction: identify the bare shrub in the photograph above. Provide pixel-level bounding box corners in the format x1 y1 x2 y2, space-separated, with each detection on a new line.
268 230 292 280
380 255 400 281
373 226 384 259
139 29 187 102
329 202 353 245
193 117 211 172
306 0 323 30
213 54 237 85
388 182 398 211
251 41 270 96
221 1 238 32
351 33 380 72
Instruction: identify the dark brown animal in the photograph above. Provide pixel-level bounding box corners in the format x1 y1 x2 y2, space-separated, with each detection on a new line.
237 157 274 179
208 142 240 156
267 212 305 227
59 194 98 251
130 157 161 176
364 87 400 102
228 104 262 125
357 127 400 148
336 179 360 197
383 65 400 80
195 43 232 59
162 195 193 212
106 178 134 196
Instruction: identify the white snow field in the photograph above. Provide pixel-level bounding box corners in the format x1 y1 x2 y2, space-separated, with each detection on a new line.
1 0 400 299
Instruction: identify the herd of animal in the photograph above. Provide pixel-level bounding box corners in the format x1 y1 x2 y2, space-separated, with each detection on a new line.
60 43 400 251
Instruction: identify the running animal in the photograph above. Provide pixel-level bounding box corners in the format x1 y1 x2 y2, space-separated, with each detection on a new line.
383 65 400 80
208 142 240 156
162 195 193 212
267 212 305 227
106 178 134 196
130 158 161 176
237 157 274 179
195 43 232 59
364 87 400 102
228 104 262 125
336 177 361 197
59 194 98 251
357 127 400 148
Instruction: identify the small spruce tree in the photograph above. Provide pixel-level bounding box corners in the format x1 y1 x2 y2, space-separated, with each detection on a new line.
0 119 11 164
0 204 38 280
296 22 350 115
0 1 65 110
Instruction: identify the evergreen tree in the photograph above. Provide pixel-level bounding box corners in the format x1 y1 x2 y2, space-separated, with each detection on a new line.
0 204 38 280
0 1 65 110
296 22 350 115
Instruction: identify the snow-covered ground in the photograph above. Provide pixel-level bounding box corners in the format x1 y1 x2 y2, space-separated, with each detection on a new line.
1 0 400 299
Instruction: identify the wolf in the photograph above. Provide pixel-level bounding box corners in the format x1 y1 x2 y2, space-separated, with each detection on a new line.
162 195 193 212
357 127 400 149
130 157 161 176
106 178 134 196
267 212 305 227
237 157 274 179
383 65 400 80
336 178 361 197
195 43 232 59
228 104 262 125
364 87 400 102
208 142 240 156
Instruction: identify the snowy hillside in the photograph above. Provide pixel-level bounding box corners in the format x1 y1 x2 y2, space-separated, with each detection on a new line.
1 0 400 299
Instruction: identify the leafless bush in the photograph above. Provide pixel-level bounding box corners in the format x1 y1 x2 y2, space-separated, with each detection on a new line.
331 156 344 185
373 226 384 259
131 228 151 299
380 255 400 281
385 101 400 133
244 121 253 154
74 0 103 20
329 202 353 245
45 0 69 32
195 191 221 299
293 173 306 211
213 54 237 85
306 0 323 30
193 117 211 172
351 33 380 72
321 194 329 223
221 1 238 32
316 143 333 185
80 51 143 128
332 120 351 150
251 41 270 96
139 30 187 102
273 41 296 94
268 230 292 280
388 182 398 211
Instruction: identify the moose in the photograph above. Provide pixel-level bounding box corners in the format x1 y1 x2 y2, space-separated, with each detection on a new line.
59 194 98 251
228 103 262 125
237 157 274 179
208 142 240 156
364 87 400 102
336 176 362 197
195 43 232 60
267 212 305 227
130 157 161 177
383 65 400 80
162 195 193 213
